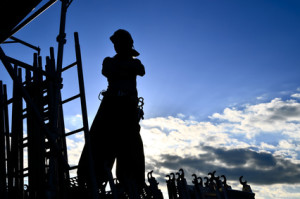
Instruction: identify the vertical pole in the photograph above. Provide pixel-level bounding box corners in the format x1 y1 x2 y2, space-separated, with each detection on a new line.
50 46 69 199
0 46 69 178
53 3 72 196
53 0 68 136
45 55 58 199
11 65 23 198
34 54 45 199
17 68 23 199
27 54 38 198
0 81 7 199
27 53 46 199
25 67 34 198
56 0 68 74
3 85 11 197
74 32 99 199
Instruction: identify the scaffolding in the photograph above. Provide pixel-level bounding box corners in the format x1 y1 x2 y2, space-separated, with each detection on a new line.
0 1 100 198
0 1 256 199
0 31 97 199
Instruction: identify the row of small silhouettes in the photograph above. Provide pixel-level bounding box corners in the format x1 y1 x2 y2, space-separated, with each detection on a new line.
166 169 255 199
68 169 255 199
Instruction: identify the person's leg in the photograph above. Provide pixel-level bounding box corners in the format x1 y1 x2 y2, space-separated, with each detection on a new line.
116 99 145 191
77 97 117 189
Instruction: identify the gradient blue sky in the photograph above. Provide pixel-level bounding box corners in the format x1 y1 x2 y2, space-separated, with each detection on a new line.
1 0 300 198
1 0 300 119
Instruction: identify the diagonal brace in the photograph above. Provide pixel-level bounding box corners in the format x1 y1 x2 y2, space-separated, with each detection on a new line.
0 46 69 169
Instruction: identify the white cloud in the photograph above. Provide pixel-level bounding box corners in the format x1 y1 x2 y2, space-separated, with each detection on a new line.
260 142 276 150
256 96 264 100
64 96 300 198
253 184 300 199
65 128 71 133
210 107 244 122
176 113 185 118
278 140 296 149
65 114 83 131
66 136 84 166
256 94 267 100
208 98 300 138
291 93 300 98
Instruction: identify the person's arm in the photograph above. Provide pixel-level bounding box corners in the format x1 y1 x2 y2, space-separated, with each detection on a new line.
133 59 145 77
102 57 145 77
102 57 116 78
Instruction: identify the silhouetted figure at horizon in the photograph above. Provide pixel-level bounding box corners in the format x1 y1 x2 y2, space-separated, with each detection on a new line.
77 29 146 195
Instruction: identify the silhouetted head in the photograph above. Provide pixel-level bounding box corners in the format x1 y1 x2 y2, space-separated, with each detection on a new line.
110 29 140 57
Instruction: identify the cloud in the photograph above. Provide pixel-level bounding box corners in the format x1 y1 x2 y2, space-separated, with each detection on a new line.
256 94 267 100
209 98 300 139
153 146 300 185
65 96 300 198
65 114 83 131
139 96 300 195
66 133 85 167
291 93 300 99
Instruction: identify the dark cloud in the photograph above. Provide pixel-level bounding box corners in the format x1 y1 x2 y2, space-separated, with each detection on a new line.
268 104 300 121
204 146 277 169
150 146 300 186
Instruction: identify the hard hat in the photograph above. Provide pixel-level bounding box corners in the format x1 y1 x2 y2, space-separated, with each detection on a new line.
110 29 140 57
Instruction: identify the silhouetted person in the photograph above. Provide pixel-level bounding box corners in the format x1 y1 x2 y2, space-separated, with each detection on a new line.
77 29 145 195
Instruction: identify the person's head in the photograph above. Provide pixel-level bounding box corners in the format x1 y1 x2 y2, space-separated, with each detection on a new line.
110 29 139 57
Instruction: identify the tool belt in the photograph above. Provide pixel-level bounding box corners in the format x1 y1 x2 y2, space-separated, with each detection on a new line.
101 89 137 97
99 89 144 121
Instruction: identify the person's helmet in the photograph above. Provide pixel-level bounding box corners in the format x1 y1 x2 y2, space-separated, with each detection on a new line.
110 29 140 57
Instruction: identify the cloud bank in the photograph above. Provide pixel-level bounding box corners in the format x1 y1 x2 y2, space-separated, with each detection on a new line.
65 95 300 199
139 97 300 199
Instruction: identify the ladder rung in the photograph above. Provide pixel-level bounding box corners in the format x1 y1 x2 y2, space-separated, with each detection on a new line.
69 165 78 170
6 98 13 105
23 110 49 120
65 127 84 137
61 94 80 104
6 56 50 77
62 61 77 72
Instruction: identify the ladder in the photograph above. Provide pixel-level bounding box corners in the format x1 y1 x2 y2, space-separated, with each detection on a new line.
0 32 98 199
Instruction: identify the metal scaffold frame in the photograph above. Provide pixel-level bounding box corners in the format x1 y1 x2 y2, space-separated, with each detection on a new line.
0 1 257 199
0 0 99 198
0 32 98 199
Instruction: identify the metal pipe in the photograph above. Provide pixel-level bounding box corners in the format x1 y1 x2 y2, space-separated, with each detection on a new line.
74 32 99 199
0 81 7 199
0 47 70 170
9 36 40 54
0 0 58 43
5 56 50 77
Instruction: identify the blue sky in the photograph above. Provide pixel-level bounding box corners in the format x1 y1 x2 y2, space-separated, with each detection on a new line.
1 0 300 198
